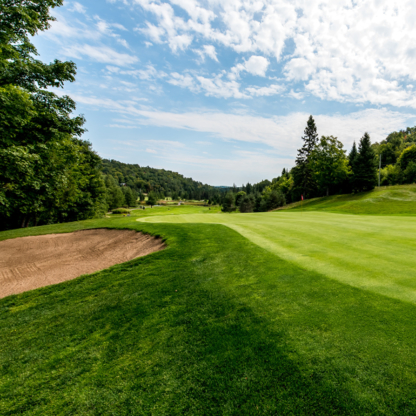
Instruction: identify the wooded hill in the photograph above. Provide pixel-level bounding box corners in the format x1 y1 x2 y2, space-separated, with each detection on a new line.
101 159 218 201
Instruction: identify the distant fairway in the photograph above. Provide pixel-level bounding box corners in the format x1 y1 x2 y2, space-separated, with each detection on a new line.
139 211 416 304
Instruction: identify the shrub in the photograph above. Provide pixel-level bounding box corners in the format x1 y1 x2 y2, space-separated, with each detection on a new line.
111 208 130 214
239 194 255 213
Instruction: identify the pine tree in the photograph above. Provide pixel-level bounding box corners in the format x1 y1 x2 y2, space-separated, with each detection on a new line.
354 133 377 192
294 115 319 198
349 141 358 168
348 141 358 191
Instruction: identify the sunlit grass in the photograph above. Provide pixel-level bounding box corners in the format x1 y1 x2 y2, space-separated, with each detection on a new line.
2 201 416 414
283 184 416 215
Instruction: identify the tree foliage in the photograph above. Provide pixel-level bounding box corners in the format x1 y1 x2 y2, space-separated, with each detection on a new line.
353 133 377 192
0 0 106 230
310 136 351 196
294 115 319 198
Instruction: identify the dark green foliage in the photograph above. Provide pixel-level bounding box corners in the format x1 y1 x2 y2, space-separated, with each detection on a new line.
353 133 377 192
239 194 255 213
111 208 130 214
348 141 358 169
294 115 319 198
0 0 106 230
146 192 158 206
122 186 137 207
104 175 125 210
221 192 236 212
102 159 221 201
264 190 286 210
398 145 416 172
235 190 246 206
403 162 416 184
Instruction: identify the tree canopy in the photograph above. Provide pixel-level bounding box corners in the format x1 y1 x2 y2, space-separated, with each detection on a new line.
0 0 106 230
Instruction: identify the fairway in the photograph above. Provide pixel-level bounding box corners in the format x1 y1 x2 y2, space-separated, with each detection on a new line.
139 211 416 304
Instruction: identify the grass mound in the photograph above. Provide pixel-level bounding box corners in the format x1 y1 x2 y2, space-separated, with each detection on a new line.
282 184 416 215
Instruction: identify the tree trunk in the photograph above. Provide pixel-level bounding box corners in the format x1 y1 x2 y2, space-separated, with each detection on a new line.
326 187 329 196
21 215 27 228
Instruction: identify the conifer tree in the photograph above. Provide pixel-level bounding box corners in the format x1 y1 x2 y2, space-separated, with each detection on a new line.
293 115 318 198
349 141 358 168
354 133 377 192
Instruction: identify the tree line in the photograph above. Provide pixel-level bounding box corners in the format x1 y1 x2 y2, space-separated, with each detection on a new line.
221 116 416 213
101 159 224 210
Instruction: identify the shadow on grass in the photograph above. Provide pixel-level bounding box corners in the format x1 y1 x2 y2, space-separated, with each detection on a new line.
1 223 415 415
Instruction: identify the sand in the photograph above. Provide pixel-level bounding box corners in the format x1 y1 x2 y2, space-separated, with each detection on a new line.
0 229 165 299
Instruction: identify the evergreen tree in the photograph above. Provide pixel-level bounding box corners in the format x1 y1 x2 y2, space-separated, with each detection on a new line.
122 186 136 207
349 141 358 168
354 133 377 192
294 115 319 198
221 192 236 212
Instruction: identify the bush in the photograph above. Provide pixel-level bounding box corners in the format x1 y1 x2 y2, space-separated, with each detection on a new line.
221 192 237 212
265 190 286 210
239 194 255 213
111 208 130 214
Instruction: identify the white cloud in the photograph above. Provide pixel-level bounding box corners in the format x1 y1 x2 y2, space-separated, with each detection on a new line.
69 2 86 14
246 84 285 97
63 44 138 65
194 45 219 62
69 92 416 153
146 148 157 153
244 56 269 77
122 0 416 108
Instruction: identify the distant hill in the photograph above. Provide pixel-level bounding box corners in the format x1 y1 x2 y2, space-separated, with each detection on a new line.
279 184 416 216
101 159 220 200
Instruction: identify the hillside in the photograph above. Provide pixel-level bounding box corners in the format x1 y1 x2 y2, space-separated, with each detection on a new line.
279 184 416 215
101 159 218 200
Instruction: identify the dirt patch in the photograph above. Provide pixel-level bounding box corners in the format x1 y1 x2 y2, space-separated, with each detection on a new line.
0 229 165 299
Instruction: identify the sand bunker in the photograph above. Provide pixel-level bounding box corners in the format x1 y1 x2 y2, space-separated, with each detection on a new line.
0 229 165 299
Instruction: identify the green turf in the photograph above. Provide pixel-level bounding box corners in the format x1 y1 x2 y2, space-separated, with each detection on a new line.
2 207 416 414
140 211 416 304
282 184 416 215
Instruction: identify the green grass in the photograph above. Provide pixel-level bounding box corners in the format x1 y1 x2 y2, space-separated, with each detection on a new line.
140 211 416 304
282 184 416 215
2 205 416 414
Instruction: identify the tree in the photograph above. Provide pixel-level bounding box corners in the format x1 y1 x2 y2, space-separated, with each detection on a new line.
398 145 416 184
235 191 246 206
293 115 319 198
398 145 416 172
309 136 351 196
146 192 158 207
239 194 255 213
0 0 106 229
354 133 377 192
221 192 236 212
122 186 136 207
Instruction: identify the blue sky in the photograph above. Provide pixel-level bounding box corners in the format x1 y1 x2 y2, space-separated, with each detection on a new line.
34 0 416 185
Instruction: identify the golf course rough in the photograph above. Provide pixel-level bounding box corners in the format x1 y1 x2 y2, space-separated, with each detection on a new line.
139 211 416 304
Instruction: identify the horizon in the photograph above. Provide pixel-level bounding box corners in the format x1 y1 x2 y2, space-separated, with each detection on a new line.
33 0 416 186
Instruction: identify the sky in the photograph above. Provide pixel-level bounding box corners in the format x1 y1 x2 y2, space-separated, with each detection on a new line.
33 0 416 186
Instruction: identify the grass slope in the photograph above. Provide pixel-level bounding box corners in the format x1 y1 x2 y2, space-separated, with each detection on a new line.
282 184 416 215
1 207 416 414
